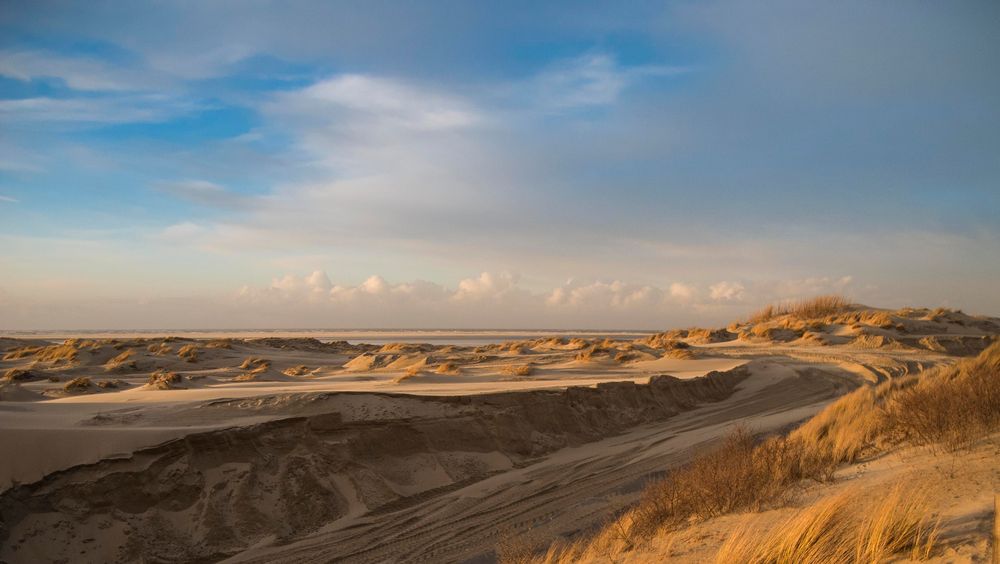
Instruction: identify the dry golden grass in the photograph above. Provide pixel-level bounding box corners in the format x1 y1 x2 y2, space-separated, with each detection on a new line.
3 368 38 382
748 295 852 324
502 363 534 377
33 343 80 363
239 356 270 370
524 428 832 563
146 342 173 356
575 346 609 361
147 369 183 390
716 484 938 563
177 344 199 363
204 339 233 349
63 377 92 392
435 362 461 375
885 340 1000 450
95 379 126 389
686 327 737 344
283 365 312 377
104 350 138 373
614 351 639 363
830 309 897 328
3 346 43 361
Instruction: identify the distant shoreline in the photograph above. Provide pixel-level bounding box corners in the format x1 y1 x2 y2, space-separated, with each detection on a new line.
0 328 659 346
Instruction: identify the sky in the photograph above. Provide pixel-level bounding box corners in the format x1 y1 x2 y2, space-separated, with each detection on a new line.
1 0 999 330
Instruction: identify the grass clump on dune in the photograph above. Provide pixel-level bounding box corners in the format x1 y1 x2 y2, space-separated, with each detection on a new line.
748 295 852 324
502 363 534 377
63 377 92 392
105 350 138 372
435 362 461 375
283 364 312 376
716 484 938 563
177 344 199 363
146 342 173 356
239 356 270 370
30 343 80 363
2 346 43 361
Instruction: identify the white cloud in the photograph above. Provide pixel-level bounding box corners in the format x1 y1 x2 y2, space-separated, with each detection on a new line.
0 49 147 91
545 280 663 309
669 282 697 301
529 52 688 111
292 74 482 131
0 195 19 203
709 281 746 301
453 272 520 302
227 271 872 328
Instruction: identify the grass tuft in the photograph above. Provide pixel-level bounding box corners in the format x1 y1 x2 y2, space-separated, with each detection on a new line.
748 295 852 324
716 484 938 563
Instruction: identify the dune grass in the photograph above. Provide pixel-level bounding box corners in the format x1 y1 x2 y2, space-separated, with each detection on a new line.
716 484 938 563
435 361 461 375
283 364 312 376
239 356 270 370
502 363 534 377
104 349 138 372
748 295 852 325
177 344 199 362
503 341 1000 563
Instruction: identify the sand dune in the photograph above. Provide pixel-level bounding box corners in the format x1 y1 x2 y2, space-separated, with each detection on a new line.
0 304 996 563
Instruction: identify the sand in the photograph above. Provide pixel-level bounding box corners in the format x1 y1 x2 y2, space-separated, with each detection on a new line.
0 306 996 563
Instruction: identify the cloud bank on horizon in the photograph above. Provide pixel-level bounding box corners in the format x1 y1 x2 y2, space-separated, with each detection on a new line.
1 1 999 329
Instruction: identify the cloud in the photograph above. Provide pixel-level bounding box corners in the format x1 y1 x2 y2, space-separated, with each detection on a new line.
155 180 250 209
0 195 19 203
669 282 697 301
546 280 663 309
453 272 521 302
228 271 866 328
709 281 746 301
0 96 201 124
529 52 688 111
289 74 482 131
0 49 148 91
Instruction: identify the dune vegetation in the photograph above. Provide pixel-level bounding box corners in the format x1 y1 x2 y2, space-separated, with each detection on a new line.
747 295 853 325
505 341 1000 563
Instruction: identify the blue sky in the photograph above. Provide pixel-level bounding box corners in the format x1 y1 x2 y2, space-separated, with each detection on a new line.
1 1 998 329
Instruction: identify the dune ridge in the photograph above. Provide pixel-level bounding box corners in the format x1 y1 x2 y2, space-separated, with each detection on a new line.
0 368 747 563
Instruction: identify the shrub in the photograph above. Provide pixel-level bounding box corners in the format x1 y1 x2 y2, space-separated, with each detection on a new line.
885 341 1000 450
